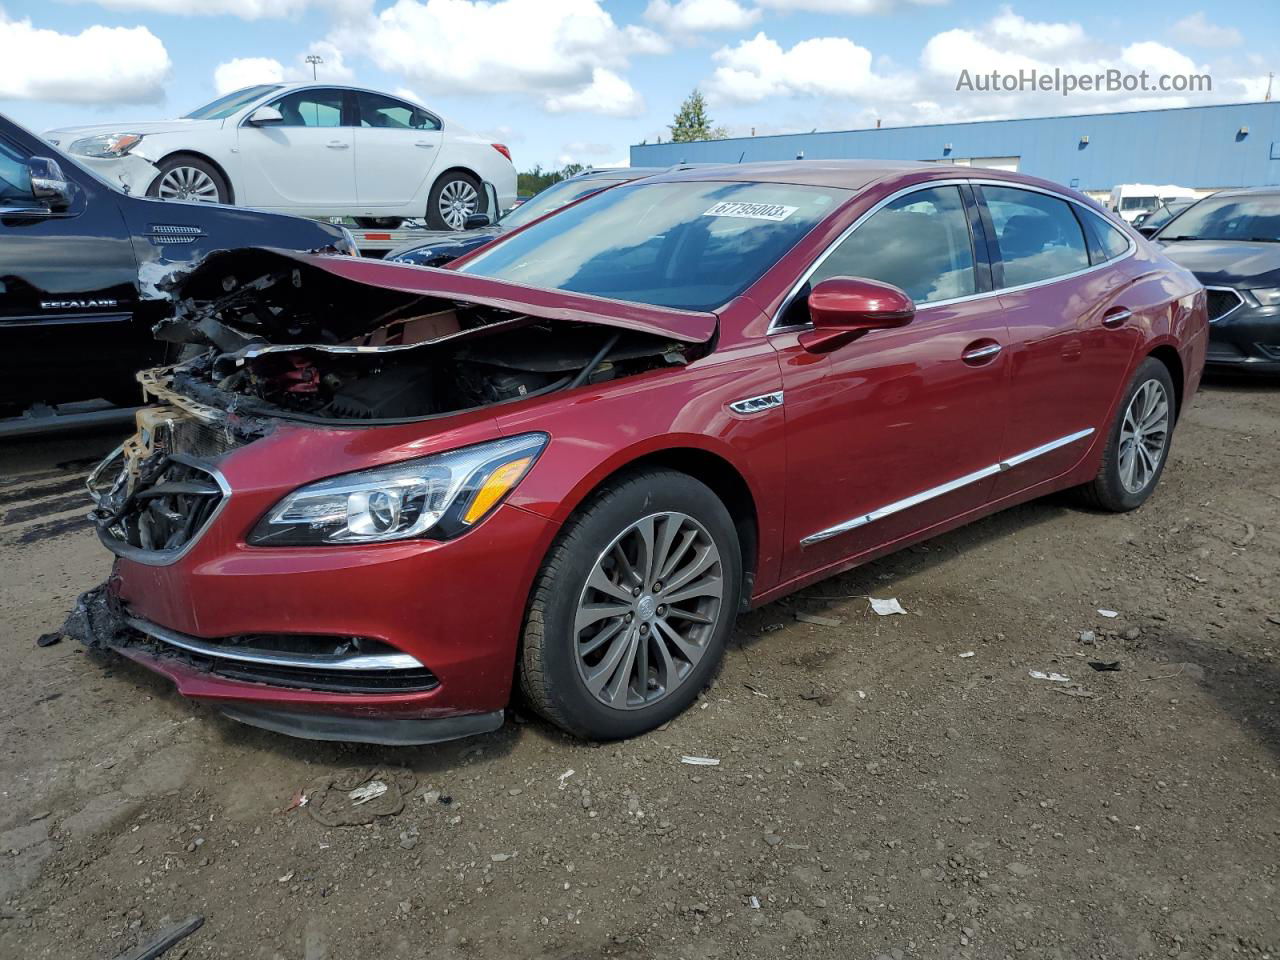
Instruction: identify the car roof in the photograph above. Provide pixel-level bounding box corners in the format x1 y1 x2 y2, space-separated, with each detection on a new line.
1196 185 1280 199
635 159 960 191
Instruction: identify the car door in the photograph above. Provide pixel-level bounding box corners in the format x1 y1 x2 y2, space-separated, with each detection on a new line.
0 131 145 409
235 88 357 212
976 184 1143 499
773 182 1012 579
352 91 441 209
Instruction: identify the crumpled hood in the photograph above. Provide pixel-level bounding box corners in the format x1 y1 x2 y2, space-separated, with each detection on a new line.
158 247 718 349
1158 240 1280 288
43 118 220 145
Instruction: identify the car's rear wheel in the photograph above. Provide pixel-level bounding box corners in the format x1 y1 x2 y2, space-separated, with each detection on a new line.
147 155 229 204
353 217 405 229
519 469 742 740
1076 356 1176 511
427 171 481 230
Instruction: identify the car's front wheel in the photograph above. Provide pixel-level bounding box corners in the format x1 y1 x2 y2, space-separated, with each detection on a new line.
519 470 742 740
427 171 481 230
1077 356 1176 511
147 155 230 204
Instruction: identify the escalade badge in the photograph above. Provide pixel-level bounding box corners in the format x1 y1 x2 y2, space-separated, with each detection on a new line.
40 299 119 309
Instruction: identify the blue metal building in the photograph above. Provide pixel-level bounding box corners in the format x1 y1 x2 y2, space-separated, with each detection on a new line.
630 101 1280 193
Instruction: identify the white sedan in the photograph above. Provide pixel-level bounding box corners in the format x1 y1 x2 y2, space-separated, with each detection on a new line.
44 82 517 230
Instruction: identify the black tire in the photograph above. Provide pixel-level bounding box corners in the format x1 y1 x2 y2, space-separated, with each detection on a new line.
146 154 230 204
353 217 405 229
1075 356 1177 512
518 469 742 740
425 170 482 230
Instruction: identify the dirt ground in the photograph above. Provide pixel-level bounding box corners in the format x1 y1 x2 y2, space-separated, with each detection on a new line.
2 377 1278 960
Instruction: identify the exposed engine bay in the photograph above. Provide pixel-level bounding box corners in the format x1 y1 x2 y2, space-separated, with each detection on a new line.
147 248 709 425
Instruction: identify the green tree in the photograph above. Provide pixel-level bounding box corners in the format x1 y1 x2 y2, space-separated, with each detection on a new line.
669 89 728 143
516 162 591 197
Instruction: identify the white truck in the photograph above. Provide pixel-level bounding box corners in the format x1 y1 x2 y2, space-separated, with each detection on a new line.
1108 183 1199 223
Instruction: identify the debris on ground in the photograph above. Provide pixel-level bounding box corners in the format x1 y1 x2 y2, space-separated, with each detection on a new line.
283 788 308 812
799 687 833 706
680 755 721 766
1056 683 1095 698
1079 630 1097 644
35 632 61 648
558 769 575 788
1088 661 1122 672
869 597 908 616
111 914 204 960
1029 670 1072 683
743 682 770 698
958 651 975 658
305 768 417 826
490 852 515 862
1098 609 1120 618
795 611 843 627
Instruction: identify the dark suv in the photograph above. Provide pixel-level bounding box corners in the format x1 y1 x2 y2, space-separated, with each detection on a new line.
0 113 355 420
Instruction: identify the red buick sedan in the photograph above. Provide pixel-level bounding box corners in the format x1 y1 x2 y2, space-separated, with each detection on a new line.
78 161 1207 745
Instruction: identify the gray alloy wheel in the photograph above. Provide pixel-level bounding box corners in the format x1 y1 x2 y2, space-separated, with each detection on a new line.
437 177 479 229
1118 378 1171 494
573 511 724 711
155 164 221 202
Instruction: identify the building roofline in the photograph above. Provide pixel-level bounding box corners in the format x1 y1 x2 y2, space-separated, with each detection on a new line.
631 99 1277 150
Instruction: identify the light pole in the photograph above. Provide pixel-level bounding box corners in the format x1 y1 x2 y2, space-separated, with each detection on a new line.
305 55 323 80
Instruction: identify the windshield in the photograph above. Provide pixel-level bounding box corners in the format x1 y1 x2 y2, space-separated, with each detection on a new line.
1159 194 1280 241
1120 196 1156 211
183 84 282 121
461 180 849 311
500 176 629 229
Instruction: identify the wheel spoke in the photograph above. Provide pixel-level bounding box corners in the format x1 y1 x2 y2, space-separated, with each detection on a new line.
583 625 636 700
631 515 656 588
578 616 626 659
575 601 630 635
587 565 635 604
650 514 682 587
654 615 702 664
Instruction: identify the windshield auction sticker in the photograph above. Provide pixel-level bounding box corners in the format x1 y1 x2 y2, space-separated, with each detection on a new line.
703 201 798 221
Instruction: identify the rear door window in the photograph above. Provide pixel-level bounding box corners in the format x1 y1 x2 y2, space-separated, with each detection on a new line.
982 186 1090 287
356 92 440 130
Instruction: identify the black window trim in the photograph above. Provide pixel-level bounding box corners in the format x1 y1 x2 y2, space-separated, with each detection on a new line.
770 177 1136 333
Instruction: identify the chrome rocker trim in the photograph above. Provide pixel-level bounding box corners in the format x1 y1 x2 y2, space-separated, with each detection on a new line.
800 428 1095 546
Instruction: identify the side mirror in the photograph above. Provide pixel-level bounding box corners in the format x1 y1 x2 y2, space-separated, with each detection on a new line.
247 105 284 125
799 276 915 353
463 213 491 229
1137 224 1159 239
28 157 72 210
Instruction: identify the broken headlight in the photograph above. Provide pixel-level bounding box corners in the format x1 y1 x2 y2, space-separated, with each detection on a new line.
247 433 546 546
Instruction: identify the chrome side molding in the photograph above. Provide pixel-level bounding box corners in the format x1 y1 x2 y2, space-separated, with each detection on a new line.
729 390 784 415
800 428 1095 546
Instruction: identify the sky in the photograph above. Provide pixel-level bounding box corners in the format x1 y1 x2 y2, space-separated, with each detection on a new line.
1 0 1276 170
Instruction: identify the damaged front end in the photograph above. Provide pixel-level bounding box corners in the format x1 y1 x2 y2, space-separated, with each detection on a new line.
147 247 716 425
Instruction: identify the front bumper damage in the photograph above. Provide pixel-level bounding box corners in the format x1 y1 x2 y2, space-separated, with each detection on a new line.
68 392 554 746
75 152 161 197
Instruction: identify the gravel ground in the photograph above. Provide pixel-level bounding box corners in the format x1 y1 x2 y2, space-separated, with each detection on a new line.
1 378 1278 960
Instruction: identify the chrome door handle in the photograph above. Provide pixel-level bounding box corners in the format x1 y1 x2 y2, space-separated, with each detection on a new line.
961 342 1002 364
1102 307 1131 328
414 141 436 148
326 140 350 149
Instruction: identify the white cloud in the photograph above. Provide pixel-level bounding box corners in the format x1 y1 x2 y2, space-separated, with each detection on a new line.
78 0 370 20
544 68 645 117
1169 12 1242 49
708 32 891 104
332 0 660 115
0 12 170 104
754 0 947 13
212 42 354 95
644 0 759 34
213 57 285 95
